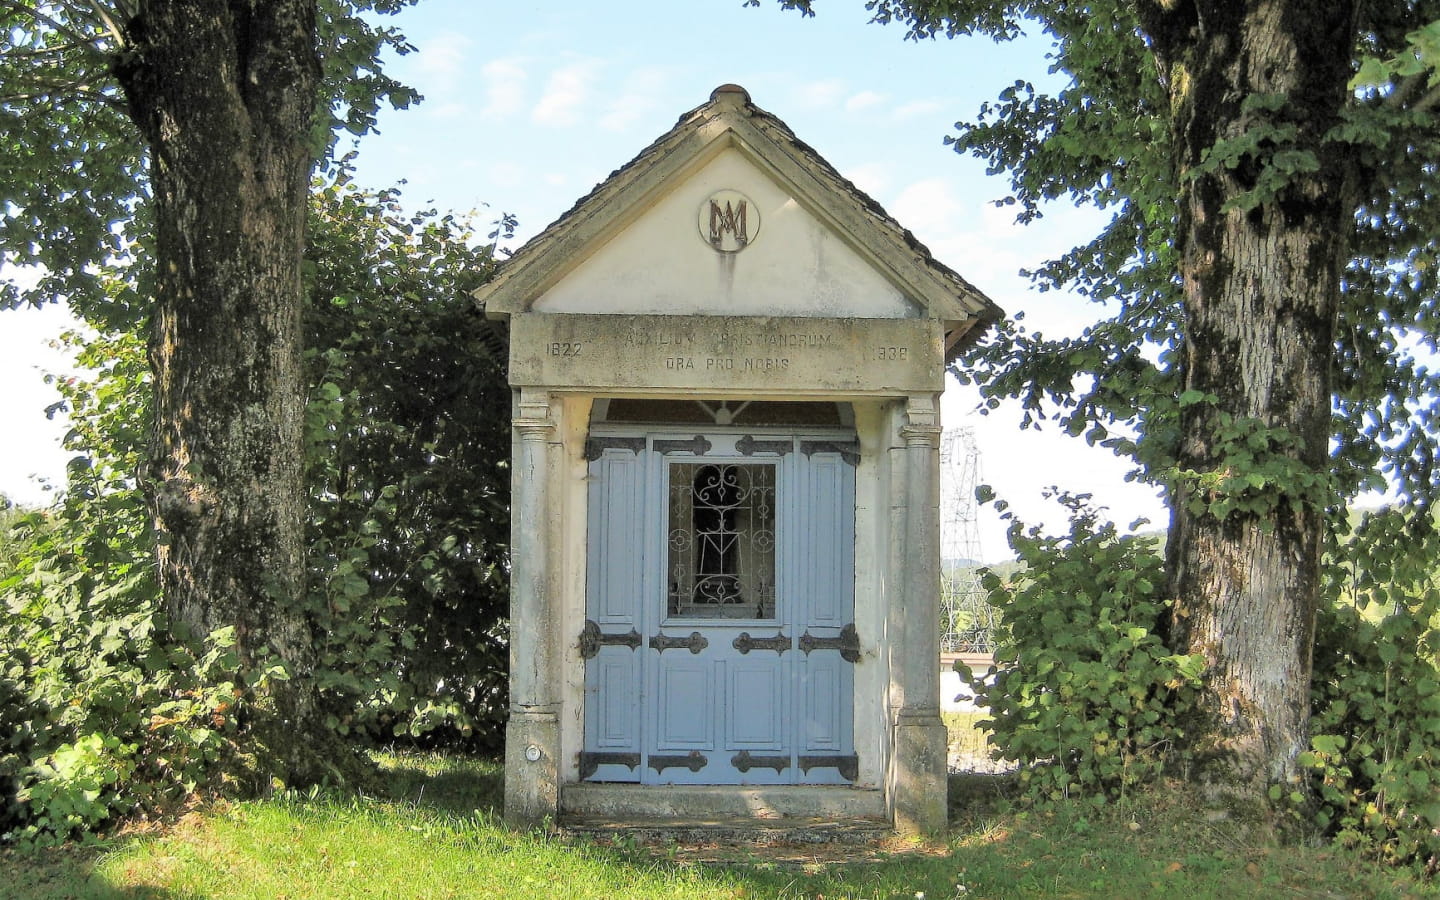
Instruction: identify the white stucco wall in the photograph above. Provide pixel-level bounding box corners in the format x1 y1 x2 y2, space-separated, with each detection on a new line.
533 149 918 319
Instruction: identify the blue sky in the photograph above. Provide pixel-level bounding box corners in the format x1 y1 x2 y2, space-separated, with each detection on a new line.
0 0 1168 557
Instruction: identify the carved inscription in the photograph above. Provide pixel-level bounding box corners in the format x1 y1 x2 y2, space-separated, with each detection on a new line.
512 315 941 393
544 328 915 373
628 328 842 374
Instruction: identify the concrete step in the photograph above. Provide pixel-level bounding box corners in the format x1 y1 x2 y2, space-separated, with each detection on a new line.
560 814 894 846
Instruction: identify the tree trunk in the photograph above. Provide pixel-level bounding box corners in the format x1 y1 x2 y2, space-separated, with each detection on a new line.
1144 2 1358 805
114 1 338 785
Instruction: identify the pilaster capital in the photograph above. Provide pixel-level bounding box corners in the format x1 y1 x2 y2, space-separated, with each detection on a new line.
515 417 555 441
900 423 942 448
515 389 555 441
901 394 941 448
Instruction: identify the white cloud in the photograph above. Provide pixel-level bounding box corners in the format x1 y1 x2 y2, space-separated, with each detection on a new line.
488 161 528 188
427 102 469 120
598 66 670 133
793 78 846 109
533 60 601 127
841 162 893 198
845 90 887 113
893 99 944 120
416 32 471 90
891 176 967 238
884 178 1041 306
481 58 528 120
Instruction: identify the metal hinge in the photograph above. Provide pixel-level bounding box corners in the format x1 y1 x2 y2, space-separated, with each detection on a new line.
648 750 707 774
578 752 641 780
799 754 859 782
732 631 790 655
798 623 861 663
649 631 709 654
578 620 642 660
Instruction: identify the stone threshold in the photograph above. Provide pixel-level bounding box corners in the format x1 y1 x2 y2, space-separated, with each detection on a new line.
559 814 893 847
560 783 888 820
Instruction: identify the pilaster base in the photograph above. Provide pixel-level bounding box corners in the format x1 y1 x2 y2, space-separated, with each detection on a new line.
504 710 560 828
890 714 948 835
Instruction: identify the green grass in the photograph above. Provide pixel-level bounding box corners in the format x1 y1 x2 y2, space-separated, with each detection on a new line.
2 751 1434 900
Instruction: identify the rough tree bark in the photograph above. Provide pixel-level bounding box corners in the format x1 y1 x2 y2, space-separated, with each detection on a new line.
113 0 338 784
1140 1 1359 803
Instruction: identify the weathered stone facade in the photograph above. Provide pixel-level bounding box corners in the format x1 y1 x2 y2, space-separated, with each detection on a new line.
477 85 1001 835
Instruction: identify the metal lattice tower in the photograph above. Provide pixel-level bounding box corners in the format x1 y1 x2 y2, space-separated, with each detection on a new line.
939 427 993 653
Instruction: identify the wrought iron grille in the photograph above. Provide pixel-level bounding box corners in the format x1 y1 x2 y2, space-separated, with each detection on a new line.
667 462 776 619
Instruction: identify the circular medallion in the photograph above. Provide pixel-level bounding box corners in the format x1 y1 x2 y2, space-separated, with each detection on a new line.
698 190 759 253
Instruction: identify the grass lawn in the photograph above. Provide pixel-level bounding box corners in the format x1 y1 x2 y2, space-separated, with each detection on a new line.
2 750 1434 900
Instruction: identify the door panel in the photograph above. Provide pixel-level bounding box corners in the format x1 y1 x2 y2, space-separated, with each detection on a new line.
583 431 857 786
580 445 646 782
655 657 715 748
799 450 855 627
728 658 787 747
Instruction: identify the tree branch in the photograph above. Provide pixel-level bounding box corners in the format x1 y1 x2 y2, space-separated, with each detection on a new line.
0 38 105 58
0 78 124 108
1384 72 1427 110
7 2 109 53
1414 81 1440 114
83 0 126 47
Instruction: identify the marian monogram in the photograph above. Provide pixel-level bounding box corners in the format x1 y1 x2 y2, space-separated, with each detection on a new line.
698 190 759 252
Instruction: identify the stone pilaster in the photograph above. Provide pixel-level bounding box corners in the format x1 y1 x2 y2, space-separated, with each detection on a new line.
890 394 948 835
504 388 560 827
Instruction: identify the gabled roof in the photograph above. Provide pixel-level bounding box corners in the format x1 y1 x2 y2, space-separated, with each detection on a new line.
474 84 1003 356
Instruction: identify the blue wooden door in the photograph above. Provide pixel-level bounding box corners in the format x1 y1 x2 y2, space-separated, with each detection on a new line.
579 432 857 785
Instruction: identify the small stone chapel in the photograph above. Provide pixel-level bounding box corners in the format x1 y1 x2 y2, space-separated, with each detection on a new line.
476 85 1002 834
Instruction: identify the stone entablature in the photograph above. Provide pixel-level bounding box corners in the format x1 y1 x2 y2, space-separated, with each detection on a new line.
509 314 943 394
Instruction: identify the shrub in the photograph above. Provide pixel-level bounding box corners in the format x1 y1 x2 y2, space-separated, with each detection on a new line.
1305 507 1440 872
962 491 1204 803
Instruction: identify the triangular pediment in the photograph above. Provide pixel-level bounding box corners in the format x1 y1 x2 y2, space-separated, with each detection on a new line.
475 85 1002 353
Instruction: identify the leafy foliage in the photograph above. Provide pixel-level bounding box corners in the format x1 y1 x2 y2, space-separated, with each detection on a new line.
1306 508 1440 871
0 1 420 323
0 179 512 842
301 173 512 750
1 328 248 843
963 492 1203 803
769 0 1440 836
